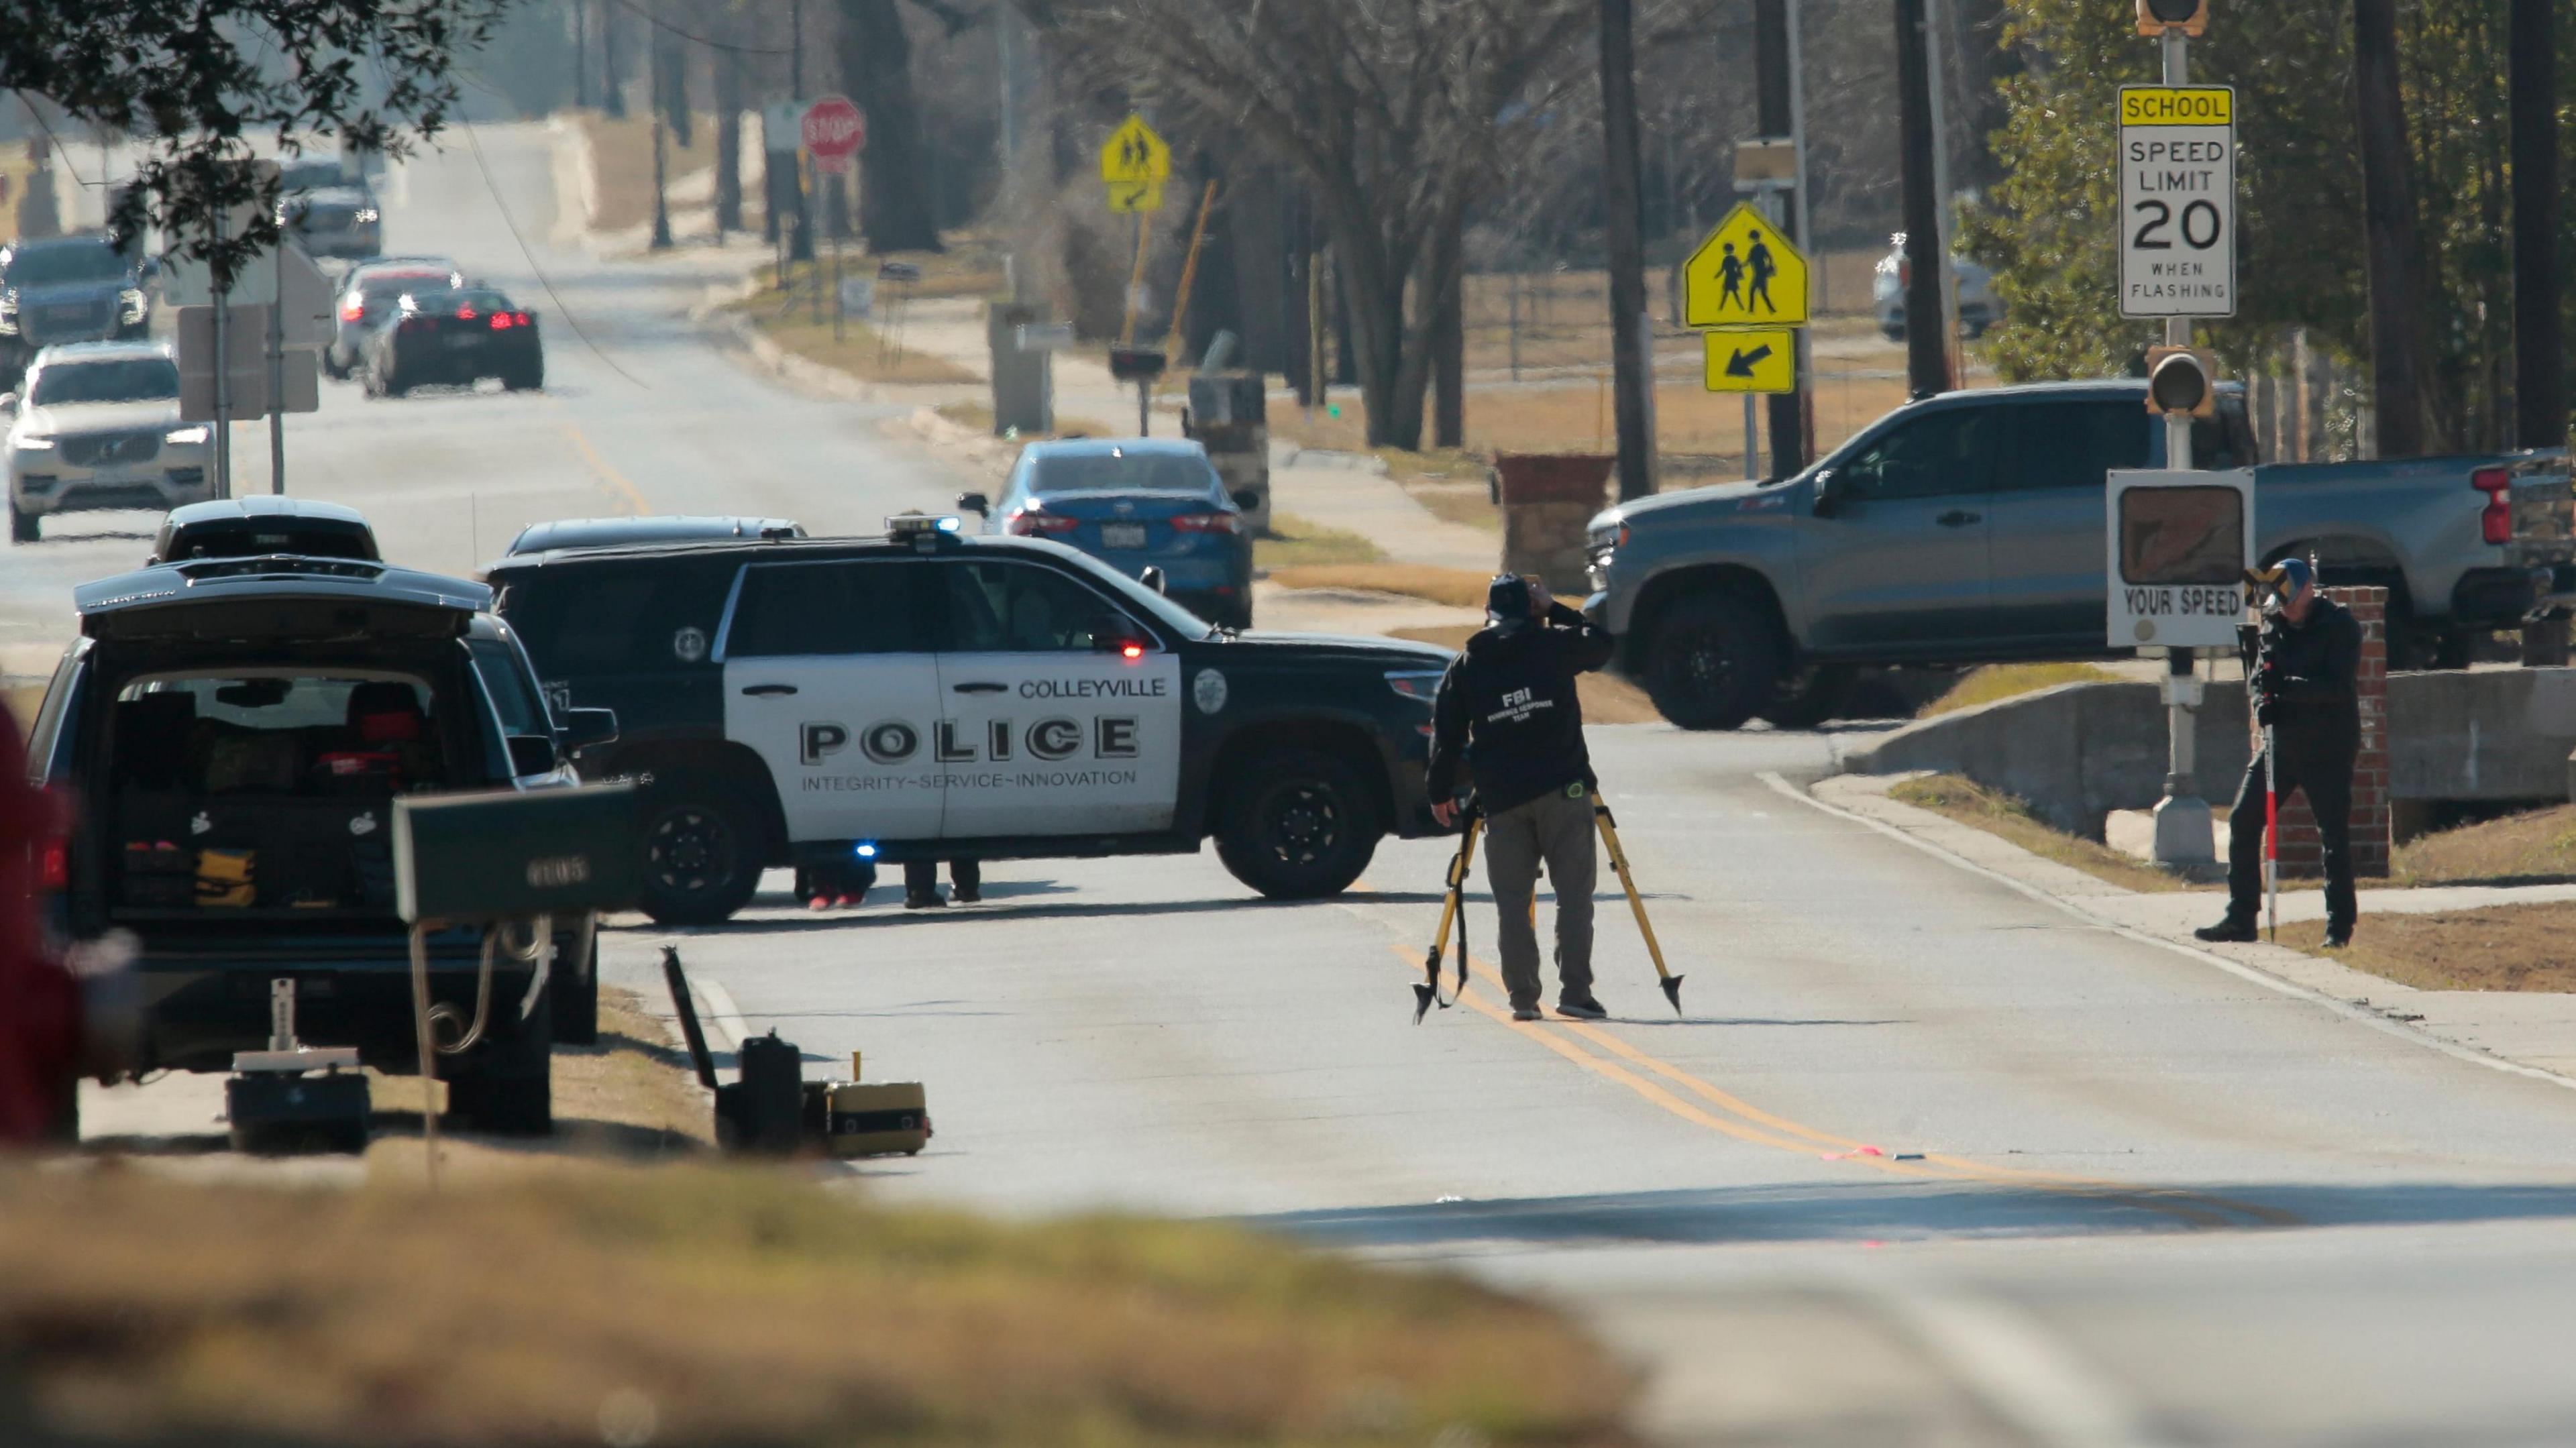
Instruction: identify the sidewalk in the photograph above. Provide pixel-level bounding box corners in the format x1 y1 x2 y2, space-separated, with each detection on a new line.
1810 771 2576 1086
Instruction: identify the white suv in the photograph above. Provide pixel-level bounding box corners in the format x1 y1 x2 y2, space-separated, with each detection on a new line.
6 341 213 543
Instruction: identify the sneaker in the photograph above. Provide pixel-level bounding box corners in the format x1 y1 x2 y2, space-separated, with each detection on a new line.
806 895 830 912
1554 996 1609 1021
951 886 981 904
833 893 863 908
1511 1004 1542 1022
2324 926 2353 950
2194 918 2257 944
904 893 947 910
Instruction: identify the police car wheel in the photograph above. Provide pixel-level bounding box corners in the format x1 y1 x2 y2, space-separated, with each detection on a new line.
638 779 765 924
1644 594 1783 731
1216 747 1381 899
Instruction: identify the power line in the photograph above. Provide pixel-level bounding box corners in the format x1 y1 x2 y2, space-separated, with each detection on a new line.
455 113 652 389
606 0 794 56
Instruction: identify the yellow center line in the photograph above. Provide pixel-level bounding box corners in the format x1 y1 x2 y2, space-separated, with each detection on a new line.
1368 880 2297 1229
560 421 651 516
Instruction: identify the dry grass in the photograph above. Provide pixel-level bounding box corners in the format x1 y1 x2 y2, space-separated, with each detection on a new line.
933 398 1116 443
0 1162 1630 1448
756 239 1010 304
2392 803 2576 887
1404 480 1505 534
1268 565 1493 610
737 294 979 386
1389 624 1664 726
1918 663 2126 718
1256 513 1388 567
3 684 38 730
2275 902 2576 992
1889 773 2203 893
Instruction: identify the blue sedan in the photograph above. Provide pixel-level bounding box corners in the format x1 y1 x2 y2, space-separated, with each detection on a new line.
960 437 1258 627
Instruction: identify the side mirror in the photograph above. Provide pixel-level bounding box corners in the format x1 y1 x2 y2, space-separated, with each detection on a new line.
1810 469 1842 517
558 706 619 752
1 393 19 415
956 491 990 514
1230 489 1261 513
506 734 557 777
1138 565 1169 596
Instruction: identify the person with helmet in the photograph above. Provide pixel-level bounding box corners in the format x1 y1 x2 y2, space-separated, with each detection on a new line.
2198 557 2365 948
1426 574 1616 1021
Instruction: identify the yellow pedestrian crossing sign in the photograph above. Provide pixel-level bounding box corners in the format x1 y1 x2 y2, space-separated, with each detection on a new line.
1106 180 1164 214
1685 203 1809 329
1099 115 1171 185
1704 328 1796 394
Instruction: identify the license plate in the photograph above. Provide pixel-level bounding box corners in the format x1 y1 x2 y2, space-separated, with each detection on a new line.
1101 523 1148 550
445 333 482 350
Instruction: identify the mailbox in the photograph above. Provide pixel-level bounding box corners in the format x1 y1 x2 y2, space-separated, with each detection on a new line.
393 783 642 923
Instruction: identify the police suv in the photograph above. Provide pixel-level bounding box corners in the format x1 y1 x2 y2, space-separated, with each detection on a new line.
487 517 1453 924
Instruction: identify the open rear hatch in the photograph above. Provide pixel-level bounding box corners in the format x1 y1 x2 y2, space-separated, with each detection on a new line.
76 557 487 645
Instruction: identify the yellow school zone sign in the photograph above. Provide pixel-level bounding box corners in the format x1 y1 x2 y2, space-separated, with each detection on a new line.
1684 203 1809 329
1099 115 1171 184
1703 328 1796 394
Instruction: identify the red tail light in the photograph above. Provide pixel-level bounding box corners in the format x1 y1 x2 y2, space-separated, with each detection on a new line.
1170 512 1244 535
515 312 532 327
340 301 364 322
491 314 513 329
2475 465 2512 545
1004 510 1079 536
457 306 478 321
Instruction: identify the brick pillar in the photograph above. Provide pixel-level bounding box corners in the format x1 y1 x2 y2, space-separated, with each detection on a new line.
2271 586 2391 878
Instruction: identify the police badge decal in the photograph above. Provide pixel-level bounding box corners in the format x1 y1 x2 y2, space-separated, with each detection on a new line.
1192 669 1228 715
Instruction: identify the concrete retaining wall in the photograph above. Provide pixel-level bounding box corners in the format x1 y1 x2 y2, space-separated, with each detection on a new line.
2388 668 2576 802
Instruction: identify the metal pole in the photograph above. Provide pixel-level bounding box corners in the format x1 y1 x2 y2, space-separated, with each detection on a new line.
831 209 843 343
1742 394 1757 480
213 282 231 499
1787 0 1817 463
268 245 284 494
649 9 673 252
2148 23 2211 870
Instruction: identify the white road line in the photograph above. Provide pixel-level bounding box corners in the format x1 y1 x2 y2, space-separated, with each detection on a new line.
1762 770 2576 1097
1854 1276 2177 1448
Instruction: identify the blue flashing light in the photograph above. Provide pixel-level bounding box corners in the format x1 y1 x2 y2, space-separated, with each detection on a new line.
936 516 962 533
853 842 879 859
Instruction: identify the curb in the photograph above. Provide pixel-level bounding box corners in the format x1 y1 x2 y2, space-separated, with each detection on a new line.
1791 771 2576 1094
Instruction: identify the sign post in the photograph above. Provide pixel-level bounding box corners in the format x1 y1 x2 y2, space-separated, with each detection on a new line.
2122 10 2237 867
1099 115 1172 355
1686 192 1811 480
802 96 866 344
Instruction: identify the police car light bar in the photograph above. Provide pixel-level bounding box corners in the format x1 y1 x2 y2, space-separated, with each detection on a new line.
886 514 963 536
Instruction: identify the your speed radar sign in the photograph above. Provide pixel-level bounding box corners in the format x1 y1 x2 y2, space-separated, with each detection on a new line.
2118 85 2235 318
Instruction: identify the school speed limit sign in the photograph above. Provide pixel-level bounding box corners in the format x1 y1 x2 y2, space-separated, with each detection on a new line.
2118 86 2235 319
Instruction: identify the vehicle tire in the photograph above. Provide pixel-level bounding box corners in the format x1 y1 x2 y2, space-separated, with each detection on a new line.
549 930 600 1047
1642 592 1786 730
637 775 767 925
9 500 35 544
323 353 348 382
384 368 411 399
504 363 544 392
1214 746 1381 899
445 993 553 1136
1759 663 1852 730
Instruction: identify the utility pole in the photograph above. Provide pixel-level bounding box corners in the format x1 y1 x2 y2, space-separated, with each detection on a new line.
574 0 589 110
1754 0 1803 478
1892 0 1951 397
2353 0 2423 459
2511 0 2562 451
1597 0 1656 502
649 5 673 252
788 0 814 264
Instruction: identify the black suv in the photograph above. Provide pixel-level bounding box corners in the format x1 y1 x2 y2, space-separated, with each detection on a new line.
23 555 616 1133
488 521 1452 924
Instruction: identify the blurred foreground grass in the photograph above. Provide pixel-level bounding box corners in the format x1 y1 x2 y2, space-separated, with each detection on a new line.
0 1161 1629 1447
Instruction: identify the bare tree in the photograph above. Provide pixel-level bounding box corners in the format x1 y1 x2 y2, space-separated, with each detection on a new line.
1032 0 1590 450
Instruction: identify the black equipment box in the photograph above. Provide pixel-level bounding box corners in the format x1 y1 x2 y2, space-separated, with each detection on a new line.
718 1030 807 1154
1186 372 1266 428
226 1066 370 1154
392 783 641 923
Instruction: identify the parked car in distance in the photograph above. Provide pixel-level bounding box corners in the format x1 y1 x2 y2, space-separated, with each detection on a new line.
278 158 383 262
150 497 380 564
961 437 1258 628
1873 237 2003 340
0 234 152 384
362 286 541 398
6 342 209 544
1587 380 2563 729
326 257 464 379
504 516 805 557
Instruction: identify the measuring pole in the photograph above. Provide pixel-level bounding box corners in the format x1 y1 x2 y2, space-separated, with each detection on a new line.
268 245 286 494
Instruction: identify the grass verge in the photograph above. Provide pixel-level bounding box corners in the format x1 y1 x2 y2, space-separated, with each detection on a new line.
933 399 1115 443
1888 773 2201 893
734 292 977 386
1267 565 1492 610
2275 901 2576 992
1387 624 1665 726
2392 803 2576 887
0 1163 1630 1448
1257 513 1388 567
1918 662 2125 718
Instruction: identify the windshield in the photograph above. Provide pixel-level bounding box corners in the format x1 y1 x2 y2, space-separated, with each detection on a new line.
1026 452 1218 495
278 159 348 191
360 274 455 306
1045 545 1222 639
421 290 513 315
31 357 178 406
6 243 127 288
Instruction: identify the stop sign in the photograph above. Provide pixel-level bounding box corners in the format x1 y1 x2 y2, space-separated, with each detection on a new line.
802 96 866 170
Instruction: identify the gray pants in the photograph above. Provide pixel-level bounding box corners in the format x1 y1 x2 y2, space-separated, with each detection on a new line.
1482 785 1598 1009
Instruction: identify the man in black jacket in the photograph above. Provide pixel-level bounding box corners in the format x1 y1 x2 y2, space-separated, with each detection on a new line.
2198 557 2365 947
1428 575 1617 1021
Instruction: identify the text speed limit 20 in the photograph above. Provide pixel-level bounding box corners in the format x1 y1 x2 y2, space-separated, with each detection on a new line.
2118 85 2235 319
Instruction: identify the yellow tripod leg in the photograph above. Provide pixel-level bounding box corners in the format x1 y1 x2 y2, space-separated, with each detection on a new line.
1595 797 1684 1015
1415 816 1481 1021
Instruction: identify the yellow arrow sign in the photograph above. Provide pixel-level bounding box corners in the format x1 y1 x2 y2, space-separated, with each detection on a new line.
1704 328 1796 393
1684 203 1809 329
1099 115 1171 184
1105 179 1165 214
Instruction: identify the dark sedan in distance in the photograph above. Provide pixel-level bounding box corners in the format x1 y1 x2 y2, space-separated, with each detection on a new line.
961 437 1258 628
362 287 542 398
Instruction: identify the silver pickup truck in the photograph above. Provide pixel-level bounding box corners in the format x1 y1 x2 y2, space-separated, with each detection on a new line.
1585 380 2563 729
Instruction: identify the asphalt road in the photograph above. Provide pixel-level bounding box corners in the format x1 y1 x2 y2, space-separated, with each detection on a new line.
27 129 2576 1446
